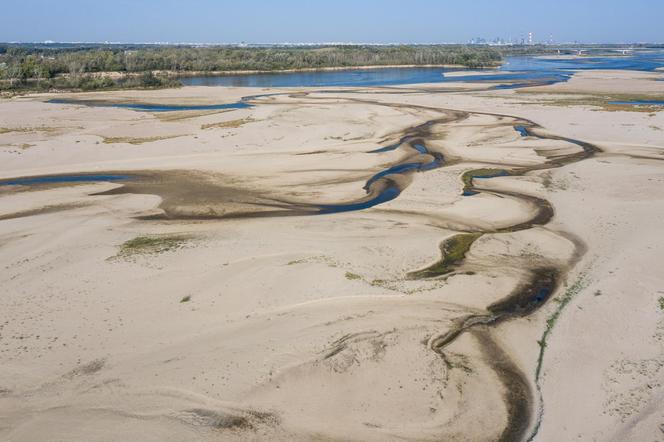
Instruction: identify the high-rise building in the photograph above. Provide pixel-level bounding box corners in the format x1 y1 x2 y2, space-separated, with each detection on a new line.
528 32 533 45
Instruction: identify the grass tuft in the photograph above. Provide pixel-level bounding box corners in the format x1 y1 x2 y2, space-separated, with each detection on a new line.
516 91 664 113
116 234 190 257
345 271 362 280
408 233 482 279
102 135 183 145
201 117 253 130
535 271 590 380
0 126 58 134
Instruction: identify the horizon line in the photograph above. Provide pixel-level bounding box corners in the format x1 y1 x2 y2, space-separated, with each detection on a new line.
2 40 663 46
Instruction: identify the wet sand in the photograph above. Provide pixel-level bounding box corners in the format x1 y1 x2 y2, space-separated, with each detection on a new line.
1 70 663 441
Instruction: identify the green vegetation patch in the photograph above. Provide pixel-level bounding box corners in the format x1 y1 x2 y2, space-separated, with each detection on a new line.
102 134 183 145
155 109 231 122
408 233 482 279
461 168 512 194
1 68 180 93
535 271 590 379
658 296 664 311
116 234 190 257
516 91 664 113
0 127 31 134
0 126 57 134
345 271 362 280
201 118 253 130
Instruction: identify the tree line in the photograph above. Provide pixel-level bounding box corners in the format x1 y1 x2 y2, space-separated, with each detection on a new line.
0 44 501 91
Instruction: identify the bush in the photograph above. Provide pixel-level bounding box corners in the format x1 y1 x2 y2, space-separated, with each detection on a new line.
79 76 116 90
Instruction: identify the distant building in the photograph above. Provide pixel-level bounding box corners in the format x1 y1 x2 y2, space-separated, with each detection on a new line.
528 32 533 45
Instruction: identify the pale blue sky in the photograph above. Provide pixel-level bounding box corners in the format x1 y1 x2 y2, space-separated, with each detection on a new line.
2 0 663 44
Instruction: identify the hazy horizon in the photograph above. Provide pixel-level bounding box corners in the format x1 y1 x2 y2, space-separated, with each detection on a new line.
3 0 663 45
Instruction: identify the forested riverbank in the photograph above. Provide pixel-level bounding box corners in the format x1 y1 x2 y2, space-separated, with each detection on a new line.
1 44 501 92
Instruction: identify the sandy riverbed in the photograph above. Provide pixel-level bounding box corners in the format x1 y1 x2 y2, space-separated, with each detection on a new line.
0 70 663 441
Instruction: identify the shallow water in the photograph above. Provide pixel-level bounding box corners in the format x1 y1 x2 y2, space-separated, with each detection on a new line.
514 126 530 137
462 170 512 197
318 186 401 214
0 174 130 186
364 163 427 190
48 99 252 112
46 52 664 117
412 143 428 154
367 142 402 153
181 64 568 88
608 100 664 106
0 142 443 215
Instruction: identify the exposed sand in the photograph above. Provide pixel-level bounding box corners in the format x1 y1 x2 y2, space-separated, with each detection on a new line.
1 70 663 441
526 69 664 95
443 70 507 77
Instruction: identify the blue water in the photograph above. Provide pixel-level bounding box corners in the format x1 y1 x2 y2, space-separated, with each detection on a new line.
514 126 530 137
1 174 130 186
514 126 530 136
367 139 428 154
181 65 569 88
363 163 425 189
534 287 551 303
473 170 511 180
321 142 443 213
180 50 664 88
48 99 252 112
364 145 443 190
46 52 664 116
412 143 428 154
183 67 463 88
608 100 664 106
368 142 402 153
319 186 401 214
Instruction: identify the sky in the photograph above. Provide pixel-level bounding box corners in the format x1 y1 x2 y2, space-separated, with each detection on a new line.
2 0 663 44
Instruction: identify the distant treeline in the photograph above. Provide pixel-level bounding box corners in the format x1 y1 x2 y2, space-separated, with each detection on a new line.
0 44 501 91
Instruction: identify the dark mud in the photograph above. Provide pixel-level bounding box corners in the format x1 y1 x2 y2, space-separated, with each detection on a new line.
475 330 533 442
0 203 88 221
407 233 482 279
427 267 558 442
429 268 559 352
0 137 444 220
0 105 457 220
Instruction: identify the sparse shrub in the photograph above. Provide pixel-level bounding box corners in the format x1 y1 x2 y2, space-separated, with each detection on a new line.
345 272 361 280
